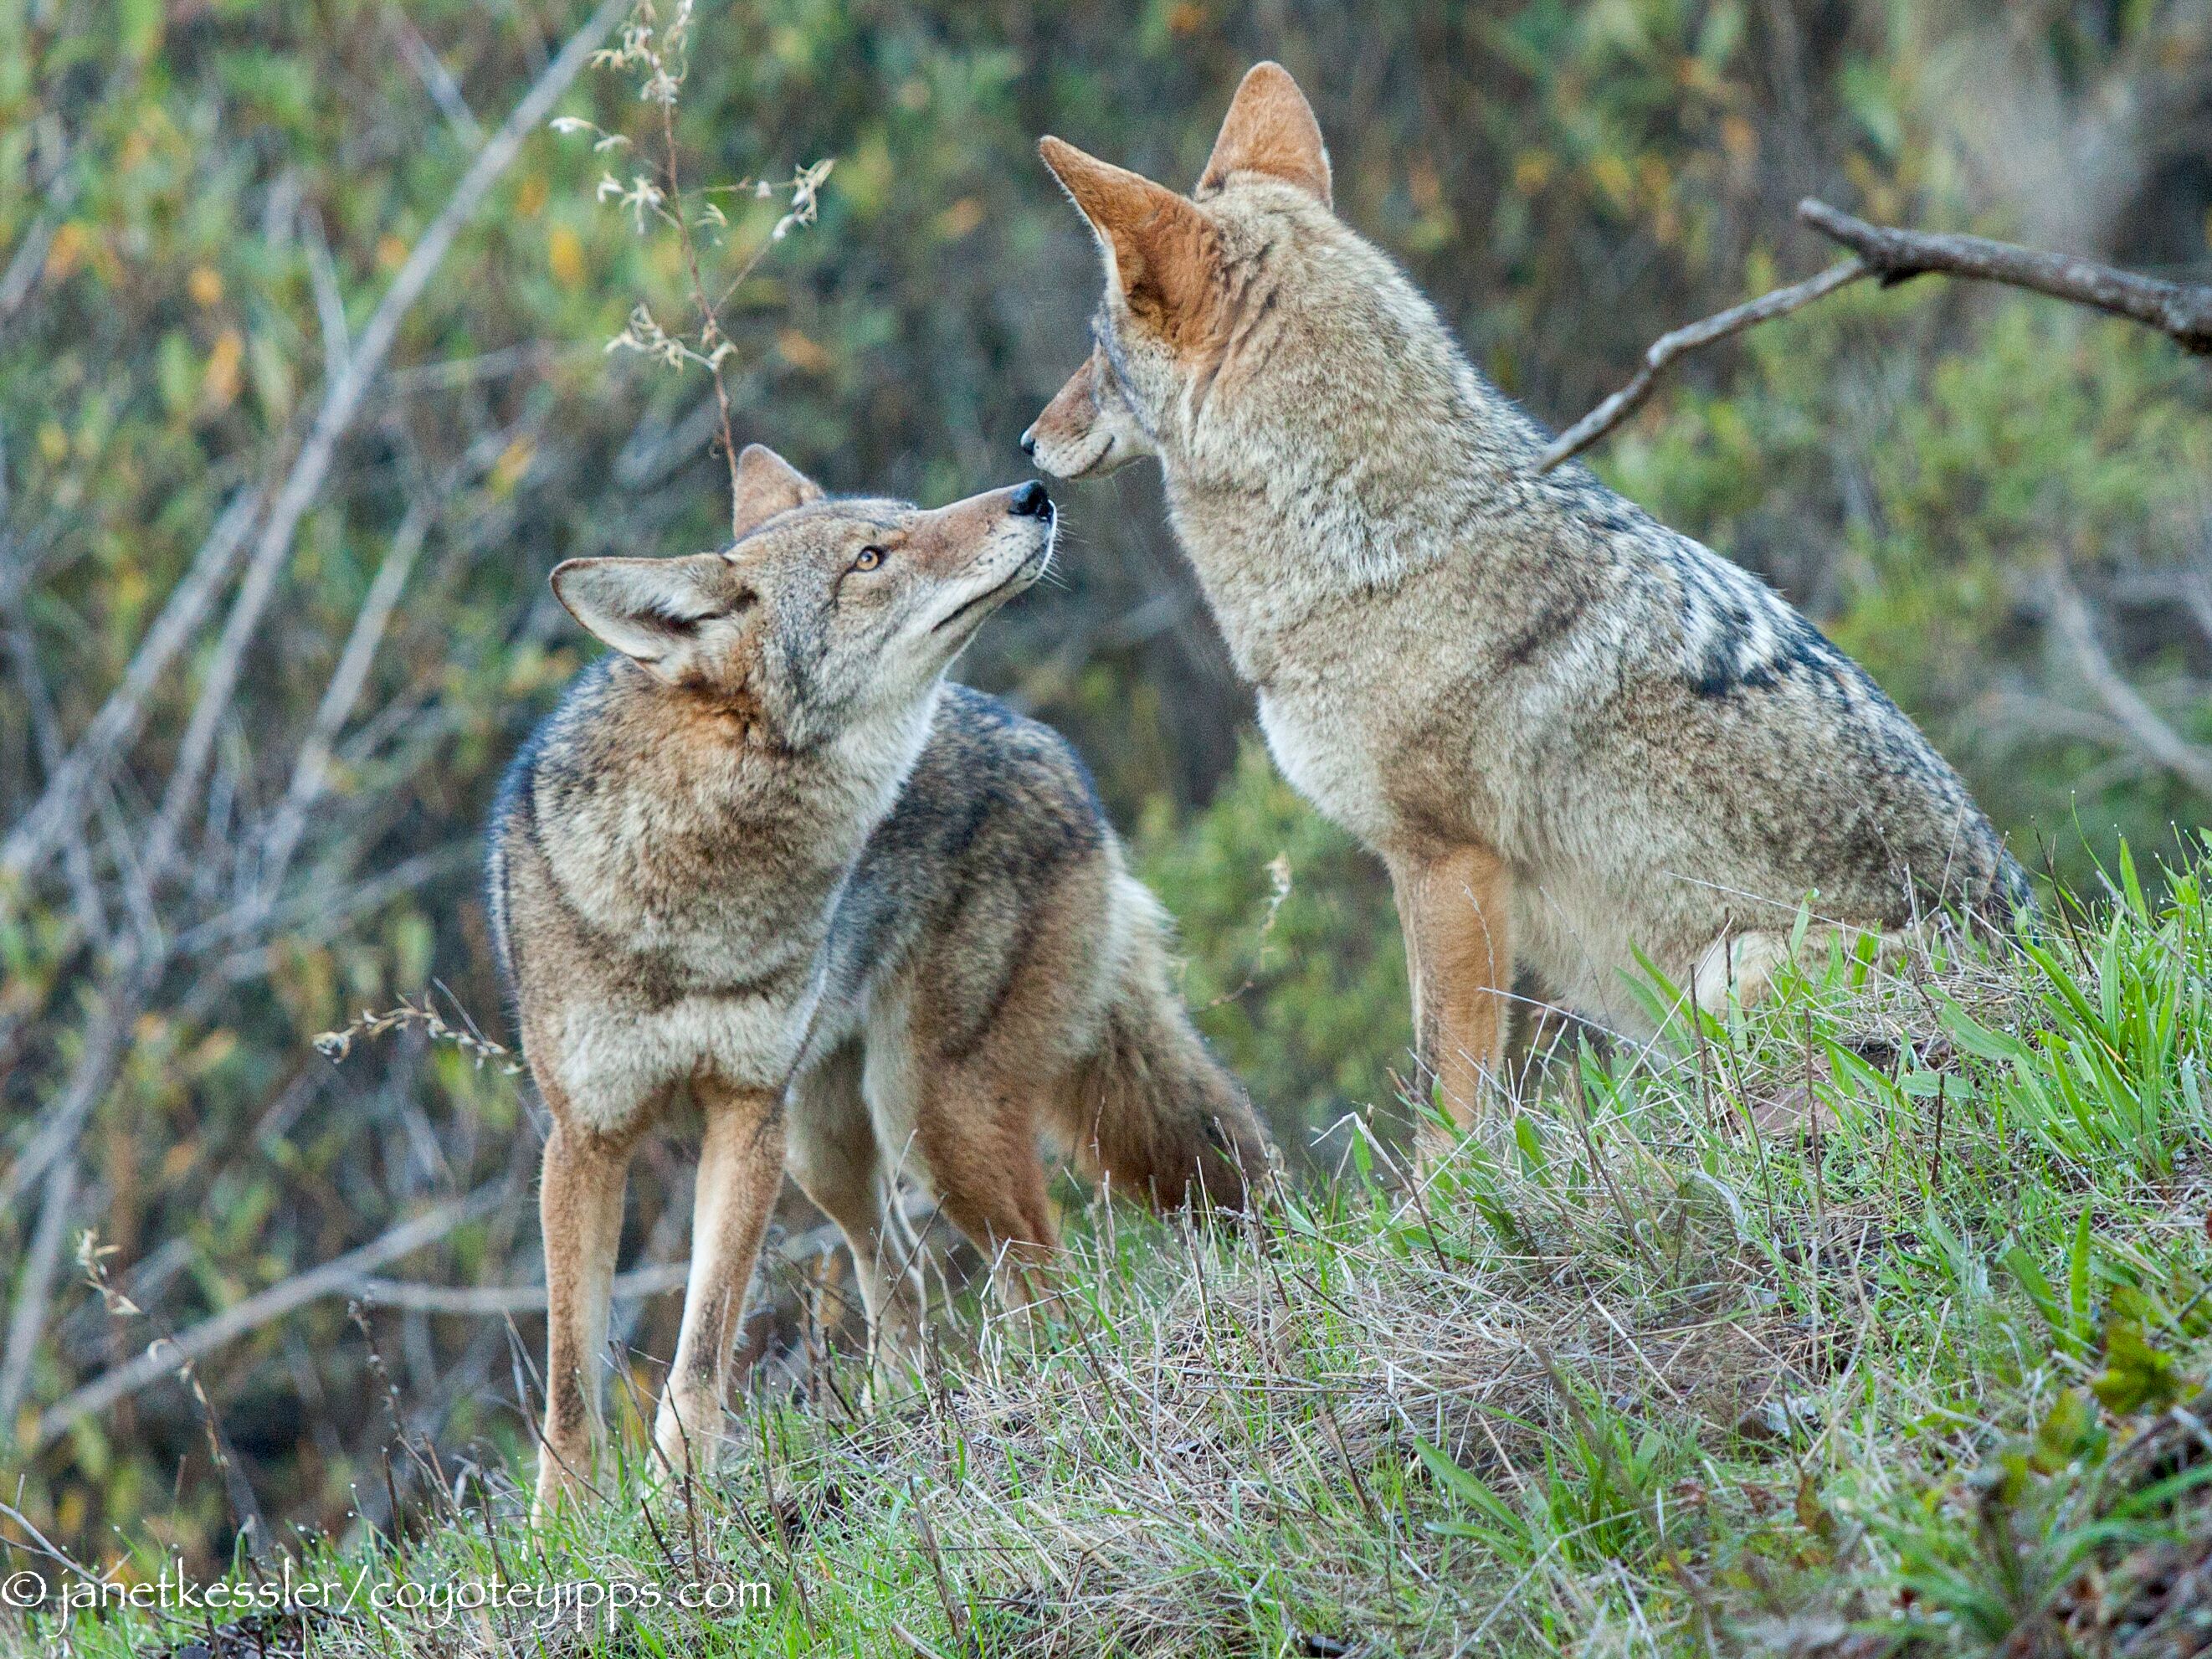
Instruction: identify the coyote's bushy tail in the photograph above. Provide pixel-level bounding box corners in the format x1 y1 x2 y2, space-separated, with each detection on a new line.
1060 876 1272 1213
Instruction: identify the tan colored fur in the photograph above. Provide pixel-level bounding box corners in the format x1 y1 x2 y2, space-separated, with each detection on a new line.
1198 61 1333 205
1389 845 1513 1139
1031 64 2029 1129
491 452 1264 1513
1020 345 1156 479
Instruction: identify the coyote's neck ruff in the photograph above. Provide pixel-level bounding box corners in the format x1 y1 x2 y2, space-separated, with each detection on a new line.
1032 64 2025 1115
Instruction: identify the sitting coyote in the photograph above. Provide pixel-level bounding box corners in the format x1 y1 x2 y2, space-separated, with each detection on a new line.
488 447 1264 1513
1024 63 2028 1129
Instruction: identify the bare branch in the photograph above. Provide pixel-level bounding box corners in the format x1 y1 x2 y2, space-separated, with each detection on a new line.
137 0 629 886
1799 198 2212 356
0 212 59 333
1540 198 2212 473
0 1158 80 1430
347 1260 690 1316
28 1184 513 1452
300 207 352 386
390 8 485 147
2 600 110 945
1 486 262 882
1536 259 1868 472
2041 566 2212 799
251 489 439 906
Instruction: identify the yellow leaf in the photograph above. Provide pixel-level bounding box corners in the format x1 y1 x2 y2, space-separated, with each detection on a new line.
935 197 985 241
44 222 89 281
491 435 537 496
187 265 224 307
186 1030 238 1076
547 224 585 288
1590 152 1635 208
114 562 149 618
201 327 244 413
377 234 408 272
777 329 831 374
1721 116 1758 169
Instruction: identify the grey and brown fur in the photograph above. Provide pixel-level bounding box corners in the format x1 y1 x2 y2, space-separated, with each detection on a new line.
488 446 1263 1514
1026 64 2029 1132
789 681 1265 1371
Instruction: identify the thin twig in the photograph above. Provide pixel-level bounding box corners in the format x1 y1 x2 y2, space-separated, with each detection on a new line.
655 72 744 534
342 1204 901 1313
1536 259 1867 472
390 8 485 147
2041 562 2212 798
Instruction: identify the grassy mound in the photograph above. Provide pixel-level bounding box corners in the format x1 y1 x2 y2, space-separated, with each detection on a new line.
12 846 2212 1657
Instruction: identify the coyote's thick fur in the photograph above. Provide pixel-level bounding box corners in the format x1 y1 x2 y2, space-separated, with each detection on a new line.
1026 64 2028 1127
489 448 1264 1513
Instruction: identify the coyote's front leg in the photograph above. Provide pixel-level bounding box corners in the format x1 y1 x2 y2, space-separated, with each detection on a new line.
652 1079 784 1478
1388 845 1514 1143
534 1103 635 1521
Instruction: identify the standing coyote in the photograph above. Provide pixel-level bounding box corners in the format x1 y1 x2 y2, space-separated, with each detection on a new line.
489 447 1264 1513
1026 64 2027 1127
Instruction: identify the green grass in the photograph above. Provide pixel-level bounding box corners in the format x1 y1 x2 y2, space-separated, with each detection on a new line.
10 845 2212 1656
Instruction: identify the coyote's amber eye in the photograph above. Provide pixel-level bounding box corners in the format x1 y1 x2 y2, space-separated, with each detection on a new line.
851 546 885 573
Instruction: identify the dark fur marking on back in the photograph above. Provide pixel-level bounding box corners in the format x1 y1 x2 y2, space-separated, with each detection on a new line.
1500 583 1594 669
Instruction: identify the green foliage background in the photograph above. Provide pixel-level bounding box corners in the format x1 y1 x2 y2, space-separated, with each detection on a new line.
1 0 2207 1569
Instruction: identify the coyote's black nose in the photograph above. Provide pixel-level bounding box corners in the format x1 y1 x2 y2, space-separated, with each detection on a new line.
1009 480 1051 517
1019 427 1039 457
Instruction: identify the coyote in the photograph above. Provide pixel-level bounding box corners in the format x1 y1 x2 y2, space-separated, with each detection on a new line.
1026 64 2028 1128
489 446 1264 1513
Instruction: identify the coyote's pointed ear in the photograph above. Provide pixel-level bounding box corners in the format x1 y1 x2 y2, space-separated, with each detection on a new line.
731 444 824 538
552 555 747 682
1198 62 1330 206
1039 136 1223 342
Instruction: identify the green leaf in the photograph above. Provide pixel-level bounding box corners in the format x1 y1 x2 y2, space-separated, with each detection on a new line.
2092 1320 2182 1416
2030 1388 2102 1473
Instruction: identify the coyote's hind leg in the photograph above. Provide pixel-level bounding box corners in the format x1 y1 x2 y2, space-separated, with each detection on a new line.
911 1061 1063 1318
787 1040 926 1385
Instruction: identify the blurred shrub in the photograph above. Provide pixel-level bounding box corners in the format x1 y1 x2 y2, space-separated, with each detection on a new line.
1137 742 1409 1159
